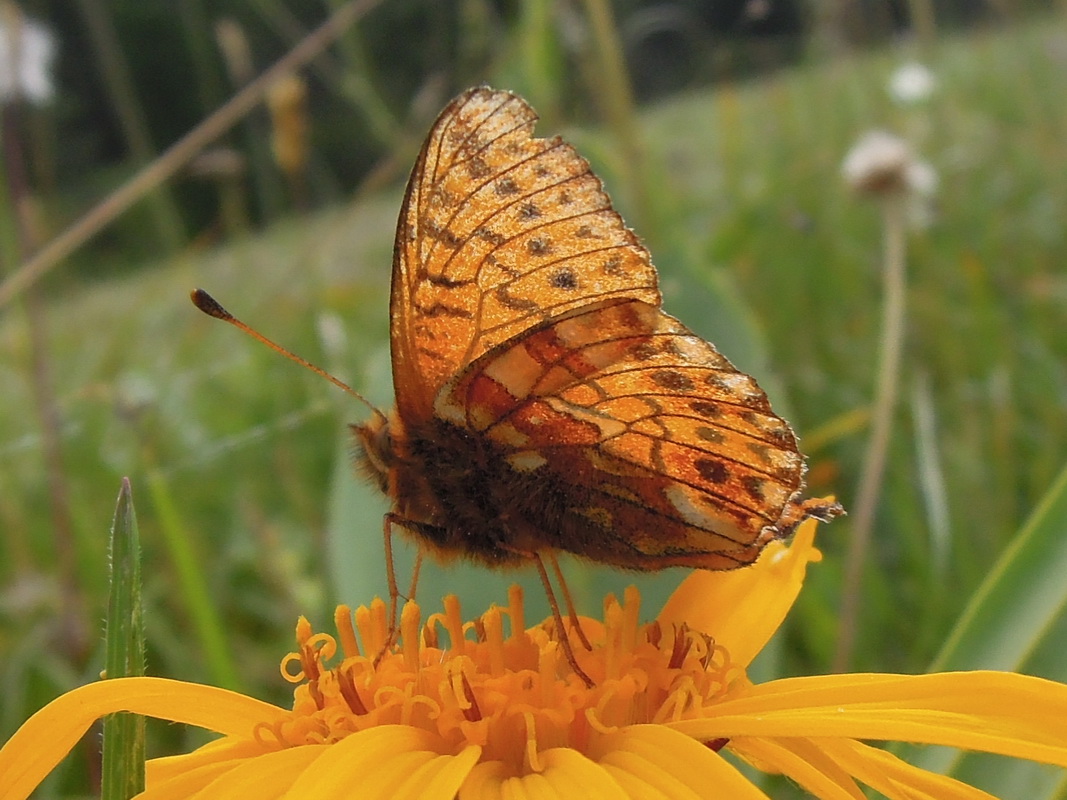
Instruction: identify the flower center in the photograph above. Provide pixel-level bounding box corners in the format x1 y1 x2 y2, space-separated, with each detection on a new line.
263 586 739 774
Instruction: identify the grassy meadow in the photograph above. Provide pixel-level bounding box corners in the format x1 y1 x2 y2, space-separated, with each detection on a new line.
1 6 1066 798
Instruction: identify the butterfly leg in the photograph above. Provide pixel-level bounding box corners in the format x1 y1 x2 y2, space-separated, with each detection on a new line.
546 552 592 652
377 513 438 666
533 552 595 688
406 548 424 604
382 512 403 643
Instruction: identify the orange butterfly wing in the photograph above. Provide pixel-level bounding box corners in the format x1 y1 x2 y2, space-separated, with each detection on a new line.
435 299 810 569
370 85 839 570
389 87 660 422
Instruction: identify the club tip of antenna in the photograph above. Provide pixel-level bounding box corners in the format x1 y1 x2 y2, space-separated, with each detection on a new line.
188 287 386 420
190 288 230 320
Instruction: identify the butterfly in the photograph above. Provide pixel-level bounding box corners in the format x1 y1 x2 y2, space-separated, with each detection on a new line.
352 87 839 657
193 86 840 686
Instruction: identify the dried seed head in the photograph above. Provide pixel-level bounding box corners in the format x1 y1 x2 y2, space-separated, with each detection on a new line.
842 130 937 198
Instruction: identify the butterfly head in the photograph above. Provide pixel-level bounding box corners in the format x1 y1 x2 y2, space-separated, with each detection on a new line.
351 413 394 495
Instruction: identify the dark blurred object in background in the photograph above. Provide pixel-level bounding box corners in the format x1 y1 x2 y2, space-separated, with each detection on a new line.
26 0 1034 274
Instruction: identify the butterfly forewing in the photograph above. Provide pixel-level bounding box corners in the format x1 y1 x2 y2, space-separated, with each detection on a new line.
390 87 660 421
432 299 809 569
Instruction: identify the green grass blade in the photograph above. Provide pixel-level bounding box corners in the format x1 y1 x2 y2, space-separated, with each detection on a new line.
930 459 1067 673
101 478 145 800
147 467 242 691
904 460 1067 788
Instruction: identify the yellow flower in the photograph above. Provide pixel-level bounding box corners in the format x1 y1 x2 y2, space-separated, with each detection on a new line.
3 517 1066 799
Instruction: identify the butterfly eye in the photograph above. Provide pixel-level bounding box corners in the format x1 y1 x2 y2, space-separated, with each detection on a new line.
351 419 392 493
375 423 395 462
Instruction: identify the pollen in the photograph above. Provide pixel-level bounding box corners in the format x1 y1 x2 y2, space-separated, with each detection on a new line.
266 587 739 776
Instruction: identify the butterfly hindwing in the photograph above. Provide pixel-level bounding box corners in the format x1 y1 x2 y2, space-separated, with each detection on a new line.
432 299 808 569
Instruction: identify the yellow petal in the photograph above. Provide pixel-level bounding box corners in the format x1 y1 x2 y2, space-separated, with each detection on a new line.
658 518 821 668
140 760 241 800
458 761 510 799
157 746 320 799
539 749 629 798
817 738 1000 800
461 748 627 800
0 677 286 800
730 736 866 800
595 726 771 799
284 725 479 800
461 763 564 800
148 737 287 783
670 672 1067 766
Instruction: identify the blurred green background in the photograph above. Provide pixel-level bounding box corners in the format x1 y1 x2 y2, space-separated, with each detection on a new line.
1 0 1065 797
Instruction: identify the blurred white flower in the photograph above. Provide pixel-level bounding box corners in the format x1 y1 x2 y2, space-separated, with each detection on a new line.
842 129 937 197
843 130 938 227
888 62 937 105
0 10 55 104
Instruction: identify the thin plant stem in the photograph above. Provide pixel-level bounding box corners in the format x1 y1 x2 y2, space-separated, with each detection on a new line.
1 100 91 666
0 0 382 309
834 196 908 672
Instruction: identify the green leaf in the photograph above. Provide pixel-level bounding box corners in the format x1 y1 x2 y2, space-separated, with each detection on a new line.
903 460 1067 794
931 459 1067 673
148 467 242 691
101 478 145 800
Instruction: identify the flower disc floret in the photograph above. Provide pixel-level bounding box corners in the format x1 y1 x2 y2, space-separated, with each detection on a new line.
269 586 736 775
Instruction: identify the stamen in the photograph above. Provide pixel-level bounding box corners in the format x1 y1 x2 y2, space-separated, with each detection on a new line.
377 682 438 727
653 676 699 724
353 602 381 657
422 619 439 649
460 674 482 723
522 711 543 773
483 606 506 676
369 598 388 654
308 680 325 711
538 639 560 694
275 584 750 769
471 618 487 643
334 605 360 659
646 619 662 648
706 641 731 673
296 616 313 645
508 584 525 640
602 595 623 681
449 661 473 714
253 719 287 748
669 623 693 669
697 632 716 670
300 643 322 684
281 619 312 682
401 601 421 673
336 667 368 715
586 684 622 734
280 651 306 683
621 586 641 653
443 595 465 654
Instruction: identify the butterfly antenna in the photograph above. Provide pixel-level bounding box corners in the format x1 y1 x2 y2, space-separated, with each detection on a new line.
190 288 386 424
